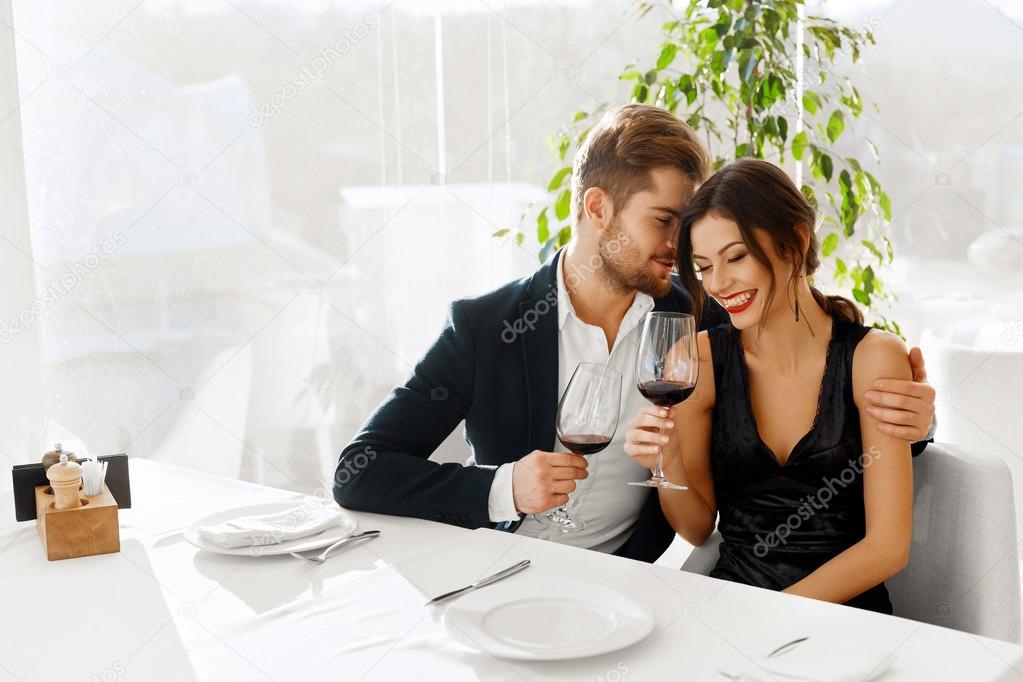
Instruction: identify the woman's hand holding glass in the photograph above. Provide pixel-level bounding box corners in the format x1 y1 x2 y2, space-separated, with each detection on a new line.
624 404 680 472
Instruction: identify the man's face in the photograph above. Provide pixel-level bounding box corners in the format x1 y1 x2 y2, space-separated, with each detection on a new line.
597 166 694 298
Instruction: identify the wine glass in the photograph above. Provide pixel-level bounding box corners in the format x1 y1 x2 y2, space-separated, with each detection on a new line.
542 362 622 532
629 311 698 490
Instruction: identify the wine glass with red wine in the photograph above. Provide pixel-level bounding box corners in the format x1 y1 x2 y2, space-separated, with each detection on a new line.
543 362 622 532
629 311 697 490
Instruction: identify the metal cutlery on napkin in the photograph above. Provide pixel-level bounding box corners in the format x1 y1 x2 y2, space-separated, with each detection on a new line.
289 530 381 564
425 559 531 606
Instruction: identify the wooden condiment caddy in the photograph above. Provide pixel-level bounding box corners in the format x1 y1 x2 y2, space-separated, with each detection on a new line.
35 452 120 561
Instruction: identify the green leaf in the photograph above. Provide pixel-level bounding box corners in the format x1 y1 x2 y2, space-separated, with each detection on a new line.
866 139 880 162
711 49 734 74
834 257 848 283
547 166 572 192
862 239 883 262
791 131 808 161
822 232 839 256
644 69 658 85
492 228 510 238
556 226 572 247
879 191 892 221
632 83 649 103
852 288 870 305
537 207 550 243
803 91 820 116
777 116 788 142
862 265 876 294
800 183 816 206
838 169 853 193
678 74 697 106
572 110 588 122
739 50 758 83
558 135 570 160
656 43 678 70
699 26 719 48
554 190 571 221
515 232 524 246
826 109 845 144
813 151 834 182
842 85 863 117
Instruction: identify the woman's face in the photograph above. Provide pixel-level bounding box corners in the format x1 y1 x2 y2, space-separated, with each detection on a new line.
690 213 794 331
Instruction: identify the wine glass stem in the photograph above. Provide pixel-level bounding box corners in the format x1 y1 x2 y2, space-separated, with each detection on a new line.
652 426 666 480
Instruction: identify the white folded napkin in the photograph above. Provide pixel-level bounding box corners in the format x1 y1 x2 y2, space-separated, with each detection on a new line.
197 503 345 549
760 640 896 682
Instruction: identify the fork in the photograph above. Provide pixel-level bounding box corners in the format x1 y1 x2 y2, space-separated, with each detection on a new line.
289 530 380 564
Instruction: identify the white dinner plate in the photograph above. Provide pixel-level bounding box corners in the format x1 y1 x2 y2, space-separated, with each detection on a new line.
184 501 358 556
444 578 655 660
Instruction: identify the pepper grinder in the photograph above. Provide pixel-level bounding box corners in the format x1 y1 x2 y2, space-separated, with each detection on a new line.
47 453 83 510
42 443 77 473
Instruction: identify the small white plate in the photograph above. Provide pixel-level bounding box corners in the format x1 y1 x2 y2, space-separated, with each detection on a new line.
184 501 358 556
444 579 655 660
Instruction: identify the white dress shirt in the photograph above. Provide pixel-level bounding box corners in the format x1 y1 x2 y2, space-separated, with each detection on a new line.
486 253 657 553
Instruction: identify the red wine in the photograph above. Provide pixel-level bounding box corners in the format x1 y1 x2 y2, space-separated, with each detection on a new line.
638 380 695 406
559 434 613 455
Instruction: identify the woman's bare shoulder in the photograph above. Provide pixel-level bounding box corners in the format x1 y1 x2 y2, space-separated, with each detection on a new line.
852 328 912 402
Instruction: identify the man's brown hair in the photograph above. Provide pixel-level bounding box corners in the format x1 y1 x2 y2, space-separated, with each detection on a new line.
571 104 708 223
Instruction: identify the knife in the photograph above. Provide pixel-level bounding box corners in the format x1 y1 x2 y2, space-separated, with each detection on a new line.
425 559 531 606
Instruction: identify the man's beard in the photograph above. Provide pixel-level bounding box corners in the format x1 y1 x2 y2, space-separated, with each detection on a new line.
596 217 673 299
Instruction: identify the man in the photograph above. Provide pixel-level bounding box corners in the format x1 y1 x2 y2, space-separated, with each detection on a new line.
333 104 935 562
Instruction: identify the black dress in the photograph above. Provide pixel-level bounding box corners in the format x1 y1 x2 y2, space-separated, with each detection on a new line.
707 317 892 614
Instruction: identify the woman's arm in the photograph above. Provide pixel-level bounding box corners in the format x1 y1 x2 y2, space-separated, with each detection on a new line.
624 331 717 545
783 330 913 603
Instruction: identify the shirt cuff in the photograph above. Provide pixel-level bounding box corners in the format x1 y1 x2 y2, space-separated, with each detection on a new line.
487 462 520 522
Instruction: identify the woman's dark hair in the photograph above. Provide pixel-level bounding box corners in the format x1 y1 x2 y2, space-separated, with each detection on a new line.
675 158 863 330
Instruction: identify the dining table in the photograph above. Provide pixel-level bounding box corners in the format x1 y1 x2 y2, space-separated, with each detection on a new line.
3 457 1023 681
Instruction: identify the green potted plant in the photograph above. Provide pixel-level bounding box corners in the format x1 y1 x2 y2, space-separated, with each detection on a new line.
497 0 900 334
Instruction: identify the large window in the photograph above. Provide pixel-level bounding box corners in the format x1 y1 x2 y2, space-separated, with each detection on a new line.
2 0 659 491
2 0 1023 501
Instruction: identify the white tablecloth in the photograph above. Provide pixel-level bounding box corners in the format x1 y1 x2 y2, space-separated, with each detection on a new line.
3 459 1023 681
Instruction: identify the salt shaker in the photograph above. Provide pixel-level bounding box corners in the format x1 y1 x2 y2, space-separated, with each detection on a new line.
47 453 83 510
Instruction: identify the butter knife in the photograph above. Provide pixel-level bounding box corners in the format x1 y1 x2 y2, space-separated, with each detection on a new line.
425 559 531 606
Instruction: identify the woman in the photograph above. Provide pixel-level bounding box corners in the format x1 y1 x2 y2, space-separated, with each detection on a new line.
624 159 912 613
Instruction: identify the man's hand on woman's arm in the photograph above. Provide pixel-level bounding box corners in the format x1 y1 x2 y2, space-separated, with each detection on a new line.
862 346 936 442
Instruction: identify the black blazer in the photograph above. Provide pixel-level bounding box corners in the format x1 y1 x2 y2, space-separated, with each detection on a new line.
333 249 728 561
